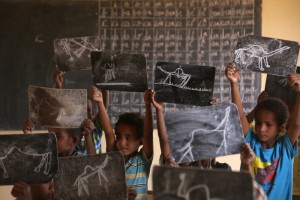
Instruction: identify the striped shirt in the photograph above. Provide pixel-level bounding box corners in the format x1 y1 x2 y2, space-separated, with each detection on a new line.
125 149 153 200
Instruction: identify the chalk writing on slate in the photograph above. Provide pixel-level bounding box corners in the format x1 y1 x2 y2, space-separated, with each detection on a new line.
54 36 101 71
54 152 126 200
153 166 253 200
28 85 87 128
234 35 299 76
154 62 215 106
91 51 148 92
165 103 244 163
0 133 58 185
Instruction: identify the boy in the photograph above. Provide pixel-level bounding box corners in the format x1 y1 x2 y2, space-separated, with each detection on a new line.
22 119 83 157
89 86 153 200
225 63 300 200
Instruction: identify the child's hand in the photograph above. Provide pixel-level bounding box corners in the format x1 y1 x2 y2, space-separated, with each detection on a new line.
150 91 164 111
11 181 32 200
210 98 219 105
241 143 255 167
22 119 34 134
80 119 95 137
225 63 239 84
127 186 137 200
53 65 64 89
89 86 103 103
144 88 154 105
288 74 300 92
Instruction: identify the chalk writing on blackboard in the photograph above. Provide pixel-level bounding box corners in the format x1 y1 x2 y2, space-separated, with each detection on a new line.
165 103 244 163
54 36 101 71
235 45 290 71
73 155 111 198
0 133 57 185
0 147 52 179
234 35 299 76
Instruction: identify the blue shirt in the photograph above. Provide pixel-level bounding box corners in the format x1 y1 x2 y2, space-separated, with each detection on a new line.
125 149 153 200
245 129 298 200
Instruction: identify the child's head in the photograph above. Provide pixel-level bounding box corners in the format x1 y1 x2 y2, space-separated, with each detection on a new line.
48 128 81 157
254 97 289 143
115 113 144 161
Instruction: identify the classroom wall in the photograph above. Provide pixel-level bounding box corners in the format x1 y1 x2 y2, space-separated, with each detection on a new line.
1 0 300 199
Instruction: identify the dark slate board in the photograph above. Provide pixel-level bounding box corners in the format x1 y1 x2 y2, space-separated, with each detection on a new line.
54 36 101 71
265 67 300 105
154 62 215 106
54 152 126 200
164 103 244 163
28 85 87 128
234 35 299 76
0 0 99 130
153 166 253 200
0 133 58 185
91 51 148 92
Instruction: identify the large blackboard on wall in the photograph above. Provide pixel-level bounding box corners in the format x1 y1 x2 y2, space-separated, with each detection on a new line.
0 0 261 129
0 0 98 129
101 0 262 124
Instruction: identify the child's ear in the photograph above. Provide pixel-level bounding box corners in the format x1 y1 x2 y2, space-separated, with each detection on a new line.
279 123 287 133
71 136 79 146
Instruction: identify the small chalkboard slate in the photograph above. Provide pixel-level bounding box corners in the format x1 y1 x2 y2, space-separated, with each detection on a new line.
91 51 148 92
164 103 244 163
0 133 58 185
153 166 253 200
154 62 215 106
28 85 87 128
265 67 300 105
54 152 126 200
54 36 101 71
234 35 299 76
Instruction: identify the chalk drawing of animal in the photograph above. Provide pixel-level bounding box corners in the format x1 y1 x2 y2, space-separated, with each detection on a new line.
234 45 290 71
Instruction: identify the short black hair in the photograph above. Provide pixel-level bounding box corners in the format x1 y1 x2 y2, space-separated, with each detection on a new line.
255 97 289 126
115 112 144 139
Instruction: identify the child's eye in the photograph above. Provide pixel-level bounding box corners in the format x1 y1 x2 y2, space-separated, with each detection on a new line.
126 136 132 141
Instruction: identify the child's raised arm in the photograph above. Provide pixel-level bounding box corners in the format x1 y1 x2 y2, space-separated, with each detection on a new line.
287 74 300 145
89 86 115 152
53 65 64 89
150 91 171 162
142 89 154 159
80 119 97 155
225 63 249 136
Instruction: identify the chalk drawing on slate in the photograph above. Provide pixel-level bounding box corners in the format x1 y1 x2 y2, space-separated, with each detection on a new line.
154 62 215 106
265 67 300 104
234 35 299 76
28 85 87 128
91 51 148 92
54 152 126 200
54 36 101 71
0 133 58 185
164 103 244 163
153 166 253 200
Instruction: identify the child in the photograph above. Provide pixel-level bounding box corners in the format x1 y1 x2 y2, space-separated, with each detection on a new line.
22 119 83 157
53 66 109 155
225 63 300 200
89 86 153 200
11 180 62 200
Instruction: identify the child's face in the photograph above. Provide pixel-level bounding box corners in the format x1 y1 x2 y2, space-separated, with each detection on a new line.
31 180 54 200
255 109 283 144
48 128 74 157
115 123 141 161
